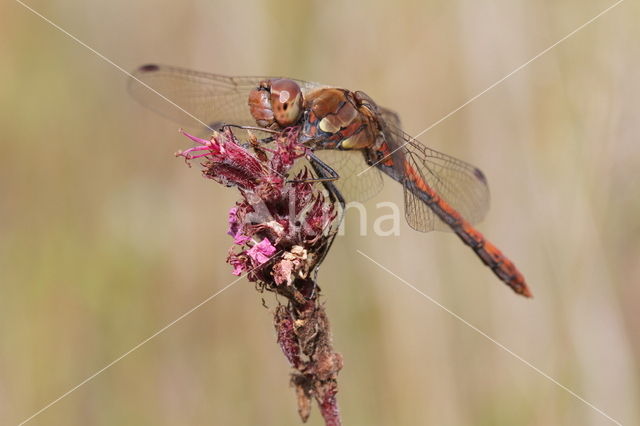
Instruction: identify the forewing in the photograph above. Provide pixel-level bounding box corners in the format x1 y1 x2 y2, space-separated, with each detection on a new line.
127 64 325 131
313 149 383 202
388 128 490 232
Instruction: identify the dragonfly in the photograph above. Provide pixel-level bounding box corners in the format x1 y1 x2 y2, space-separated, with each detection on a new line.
128 64 531 298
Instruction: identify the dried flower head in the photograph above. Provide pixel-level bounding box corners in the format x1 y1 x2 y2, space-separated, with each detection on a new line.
178 127 343 425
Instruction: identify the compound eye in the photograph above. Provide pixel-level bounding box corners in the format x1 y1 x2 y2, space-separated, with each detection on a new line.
269 79 303 127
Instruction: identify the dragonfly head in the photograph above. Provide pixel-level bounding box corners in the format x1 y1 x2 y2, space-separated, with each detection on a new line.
248 79 304 129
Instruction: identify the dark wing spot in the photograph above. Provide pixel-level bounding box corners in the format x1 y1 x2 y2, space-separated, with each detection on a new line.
474 168 487 184
138 64 159 72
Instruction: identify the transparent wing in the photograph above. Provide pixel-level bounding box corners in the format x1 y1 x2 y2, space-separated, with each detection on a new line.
383 125 490 233
404 181 442 232
378 106 402 132
313 149 383 202
127 64 325 131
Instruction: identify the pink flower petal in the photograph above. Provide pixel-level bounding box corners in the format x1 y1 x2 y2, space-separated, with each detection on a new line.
227 207 251 245
228 255 247 276
246 238 276 264
233 234 251 245
180 129 210 145
227 207 240 237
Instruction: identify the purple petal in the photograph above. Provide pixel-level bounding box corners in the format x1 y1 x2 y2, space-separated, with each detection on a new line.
228 256 247 276
227 207 240 237
180 129 210 145
233 234 251 245
246 238 276 264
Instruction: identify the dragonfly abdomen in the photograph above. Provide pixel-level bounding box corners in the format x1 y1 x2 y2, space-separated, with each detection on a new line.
409 181 532 297
454 221 531 298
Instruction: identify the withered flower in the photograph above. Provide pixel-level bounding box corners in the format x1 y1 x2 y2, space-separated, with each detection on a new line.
179 127 343 425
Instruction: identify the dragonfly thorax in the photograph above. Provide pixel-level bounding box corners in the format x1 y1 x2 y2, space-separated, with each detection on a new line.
300 88 379 151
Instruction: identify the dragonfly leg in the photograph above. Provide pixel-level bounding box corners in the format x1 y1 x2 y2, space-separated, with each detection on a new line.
214 123 280 149
304 153 345 298
288 151 341 184
220 123 280 134
307 152 345 208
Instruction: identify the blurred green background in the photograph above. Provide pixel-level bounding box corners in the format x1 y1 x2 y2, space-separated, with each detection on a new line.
2 0 639 425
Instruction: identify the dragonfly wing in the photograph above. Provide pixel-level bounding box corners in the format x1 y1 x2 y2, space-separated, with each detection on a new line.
403 180 443 232
379 107 402 133
386 127 490 233
311 149 384 203
127 64 326 131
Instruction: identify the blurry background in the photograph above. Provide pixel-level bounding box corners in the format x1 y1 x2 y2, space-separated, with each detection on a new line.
1 0 638 425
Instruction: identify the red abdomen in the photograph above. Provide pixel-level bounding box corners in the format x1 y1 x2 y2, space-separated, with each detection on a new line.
403 162 532 297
